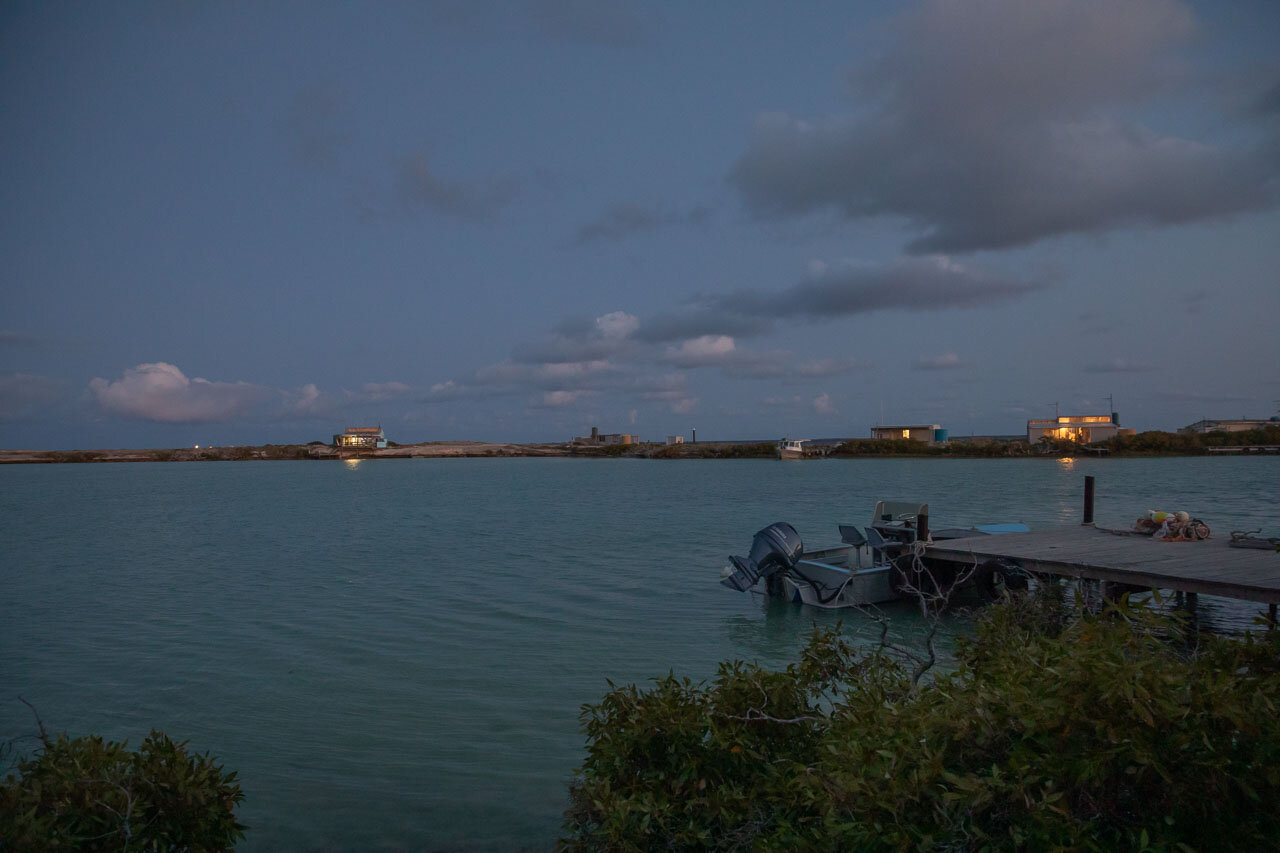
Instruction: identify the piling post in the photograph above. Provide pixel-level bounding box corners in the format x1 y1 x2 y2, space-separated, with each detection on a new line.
917 509 930 543
1082 475 1095 526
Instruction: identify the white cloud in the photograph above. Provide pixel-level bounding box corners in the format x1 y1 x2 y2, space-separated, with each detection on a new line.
541 390 588 407
813 392 836 415
89 363 269 423
595 310 639 340
663 335 736 367
286 383 329 416
361 381 412 401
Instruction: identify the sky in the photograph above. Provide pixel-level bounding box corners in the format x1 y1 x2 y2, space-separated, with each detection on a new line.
2 0 1279 449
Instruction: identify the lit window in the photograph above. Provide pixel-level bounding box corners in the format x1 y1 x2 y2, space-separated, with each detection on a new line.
902 429 910 438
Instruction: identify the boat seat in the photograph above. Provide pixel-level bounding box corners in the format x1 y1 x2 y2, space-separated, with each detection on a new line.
838 524 867 547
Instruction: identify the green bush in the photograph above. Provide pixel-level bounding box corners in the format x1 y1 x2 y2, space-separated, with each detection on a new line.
0 729 245 851
564 593 1280 851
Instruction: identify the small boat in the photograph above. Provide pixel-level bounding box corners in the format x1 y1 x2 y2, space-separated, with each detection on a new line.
720 501 1029 608
777 438 809 460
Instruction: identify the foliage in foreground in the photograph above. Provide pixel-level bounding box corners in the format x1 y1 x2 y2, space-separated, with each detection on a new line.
0 727 245 851
564 593 1280 851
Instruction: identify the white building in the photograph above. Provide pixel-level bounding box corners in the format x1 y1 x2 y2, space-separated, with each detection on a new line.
1027 415 1125 444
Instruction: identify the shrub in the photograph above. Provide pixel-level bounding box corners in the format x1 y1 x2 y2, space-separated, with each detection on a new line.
564 593 1280 851
0 728 246 851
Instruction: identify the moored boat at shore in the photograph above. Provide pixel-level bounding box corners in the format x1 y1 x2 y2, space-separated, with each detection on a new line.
720 501 1029 608
777 438 809 460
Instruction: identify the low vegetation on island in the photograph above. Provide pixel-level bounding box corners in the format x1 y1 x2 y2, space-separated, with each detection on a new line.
1 424 1276 464
563 588 1280 851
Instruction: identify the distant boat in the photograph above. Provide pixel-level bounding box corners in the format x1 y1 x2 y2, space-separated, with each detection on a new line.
778 438 808 460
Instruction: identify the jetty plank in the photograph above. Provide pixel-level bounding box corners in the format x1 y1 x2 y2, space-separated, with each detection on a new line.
927 526 1280 604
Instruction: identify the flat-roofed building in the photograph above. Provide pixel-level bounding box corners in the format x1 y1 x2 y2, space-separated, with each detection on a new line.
572 426 637 445
1179 418 1278 435
1027 414 1124 444
333 426 387 448
870 424 948 444
666 435 684 445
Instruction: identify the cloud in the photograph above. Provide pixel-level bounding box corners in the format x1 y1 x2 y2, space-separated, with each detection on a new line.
284 383 329 417
793 357 870 377
420 255 1028 415
360 381 412 401
574 203 711 245
1083 359 1158 373
539 390 593 408
89 363 269 423
713 256 1038 326
730 0 1278 253
634 309 773 345
914 352 967 370
813 392 836 415
399 155 518 221
474 359 616 388
594 311 639 340
527 0 658 46
662 335 738 368
512 311 640 363
640 256 1036 346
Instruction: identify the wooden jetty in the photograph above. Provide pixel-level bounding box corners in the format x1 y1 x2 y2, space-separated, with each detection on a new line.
927 525 1280 605
924 476 1280 616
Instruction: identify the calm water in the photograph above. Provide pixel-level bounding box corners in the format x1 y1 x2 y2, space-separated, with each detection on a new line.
2 457 1277 850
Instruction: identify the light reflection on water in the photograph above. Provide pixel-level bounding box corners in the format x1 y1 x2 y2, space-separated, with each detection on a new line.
1 457 1276 850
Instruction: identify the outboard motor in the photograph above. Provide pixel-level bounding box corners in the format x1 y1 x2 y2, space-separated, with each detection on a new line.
720 522 803 591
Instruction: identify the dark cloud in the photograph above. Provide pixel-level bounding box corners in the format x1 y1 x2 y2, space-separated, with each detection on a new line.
633 308 772 344
634 254 1033 345
708 257 1039 325
399 155 518 221
730 0 1279 253
574 203 711 245
527 0 658 46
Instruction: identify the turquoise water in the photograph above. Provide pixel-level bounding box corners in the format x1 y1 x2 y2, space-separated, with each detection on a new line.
2 457 1276 850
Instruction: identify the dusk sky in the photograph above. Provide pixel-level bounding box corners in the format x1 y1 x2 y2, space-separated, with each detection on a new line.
3 0 1278 449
